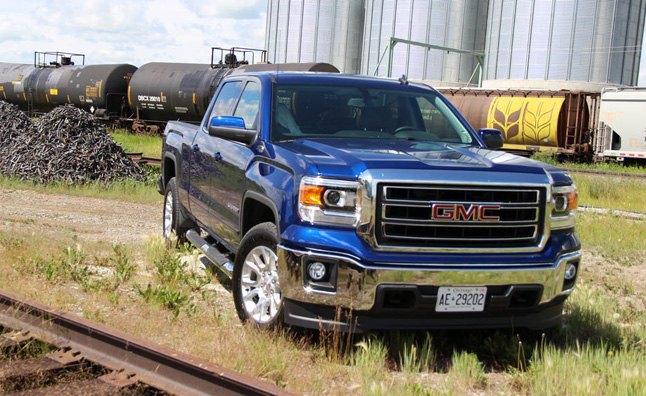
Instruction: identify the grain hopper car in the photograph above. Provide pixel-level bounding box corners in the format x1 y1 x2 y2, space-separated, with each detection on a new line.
593 87 646 164
438 88 600 160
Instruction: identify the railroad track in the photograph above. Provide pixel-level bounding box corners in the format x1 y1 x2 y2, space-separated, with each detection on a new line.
0 290 290 395
578 206 646 220
561 167 646 179
126 152 161 167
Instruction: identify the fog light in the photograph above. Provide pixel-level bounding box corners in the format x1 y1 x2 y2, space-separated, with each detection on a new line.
564 262 577 280
307 261 327 281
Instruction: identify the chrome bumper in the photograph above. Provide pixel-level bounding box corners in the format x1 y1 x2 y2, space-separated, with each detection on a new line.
277 245 581 311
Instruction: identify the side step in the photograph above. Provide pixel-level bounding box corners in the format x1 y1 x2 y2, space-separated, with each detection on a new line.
186 229 234 278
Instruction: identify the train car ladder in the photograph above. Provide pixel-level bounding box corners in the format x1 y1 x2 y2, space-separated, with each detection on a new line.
563 93 581 154
26 88 34 117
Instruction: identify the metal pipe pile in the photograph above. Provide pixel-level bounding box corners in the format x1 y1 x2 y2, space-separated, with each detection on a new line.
0 102 144 183
0 101 31 143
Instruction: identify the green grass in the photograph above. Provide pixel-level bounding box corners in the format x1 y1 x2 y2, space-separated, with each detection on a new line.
446 351 487 391
109 129 162 158
0 169 161 204
576 212 646 265
533 152 646 174
565 284 644 350
1 215 644 395
520 343 645 396
573 174 646 213
19 244 136 293
530 152 646 212
136 241 211 317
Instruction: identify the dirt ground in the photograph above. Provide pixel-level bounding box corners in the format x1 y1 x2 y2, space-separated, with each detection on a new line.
0 187 643 395
0 189 160 245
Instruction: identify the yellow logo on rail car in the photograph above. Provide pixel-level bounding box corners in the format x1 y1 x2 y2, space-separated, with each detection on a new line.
85 86 98 98
487 97 564 147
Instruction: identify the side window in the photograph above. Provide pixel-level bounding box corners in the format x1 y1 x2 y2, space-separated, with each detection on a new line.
416 97 445 132
233 81 260 129
415 96 472 143
209 81 243 120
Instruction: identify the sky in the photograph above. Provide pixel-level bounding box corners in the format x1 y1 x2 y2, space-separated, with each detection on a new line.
0 0 268 66
0 0 645 85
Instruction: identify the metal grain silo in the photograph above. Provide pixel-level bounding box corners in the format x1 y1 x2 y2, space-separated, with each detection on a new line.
265 0 365 74
361 0 489 84
484 0 646 90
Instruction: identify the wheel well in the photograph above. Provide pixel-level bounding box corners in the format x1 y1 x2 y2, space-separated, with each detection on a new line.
242 199 276 236
163 157 175 186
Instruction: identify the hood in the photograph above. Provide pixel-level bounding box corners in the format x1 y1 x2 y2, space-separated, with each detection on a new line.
275 138 569 183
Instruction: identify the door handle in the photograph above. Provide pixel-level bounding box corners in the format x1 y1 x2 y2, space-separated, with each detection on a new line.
214 152 222 161
192 144 200 152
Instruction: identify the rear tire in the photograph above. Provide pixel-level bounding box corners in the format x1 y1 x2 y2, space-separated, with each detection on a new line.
233 222 283 329
163 177 195 244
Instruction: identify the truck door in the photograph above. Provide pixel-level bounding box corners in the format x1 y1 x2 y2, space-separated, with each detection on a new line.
188 81 243 230
209 80 261 248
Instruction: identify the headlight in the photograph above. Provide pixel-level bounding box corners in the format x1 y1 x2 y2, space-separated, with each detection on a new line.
551 185 577 229
298 176 360 226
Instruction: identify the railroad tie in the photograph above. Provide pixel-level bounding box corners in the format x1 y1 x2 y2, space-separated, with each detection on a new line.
10 371 139 396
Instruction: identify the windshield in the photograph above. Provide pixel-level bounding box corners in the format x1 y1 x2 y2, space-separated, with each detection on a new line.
271 84 474 144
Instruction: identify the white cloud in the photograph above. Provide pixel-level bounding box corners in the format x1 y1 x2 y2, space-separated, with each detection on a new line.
181 0 266 19
1 1 644 84
0 0 266 67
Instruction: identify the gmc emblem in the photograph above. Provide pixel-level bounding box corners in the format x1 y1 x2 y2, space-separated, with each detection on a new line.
431 204 501 221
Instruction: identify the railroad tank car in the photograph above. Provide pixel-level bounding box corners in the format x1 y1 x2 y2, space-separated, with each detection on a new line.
128 62 339 123
128 63 231 123
0 62 137 116
439 88 599 157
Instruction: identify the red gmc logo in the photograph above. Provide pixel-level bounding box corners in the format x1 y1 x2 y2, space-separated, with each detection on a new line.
431 204 501 222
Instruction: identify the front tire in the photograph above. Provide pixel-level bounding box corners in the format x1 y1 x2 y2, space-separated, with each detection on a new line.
233 222 283 328
163 177 195 244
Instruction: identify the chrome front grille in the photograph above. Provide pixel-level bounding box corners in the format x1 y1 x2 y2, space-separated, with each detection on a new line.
376 184 545 248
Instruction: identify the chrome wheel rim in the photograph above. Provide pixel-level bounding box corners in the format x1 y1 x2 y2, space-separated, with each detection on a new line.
163 191 173 238
241 245 282 323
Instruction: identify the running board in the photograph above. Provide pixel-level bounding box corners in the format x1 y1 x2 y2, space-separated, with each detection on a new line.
186 229 234 278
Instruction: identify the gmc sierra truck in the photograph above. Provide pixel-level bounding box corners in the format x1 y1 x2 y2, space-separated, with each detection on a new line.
158 72 580 331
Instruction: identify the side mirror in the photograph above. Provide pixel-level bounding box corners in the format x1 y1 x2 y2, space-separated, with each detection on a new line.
208 116 256 145
478 128 504 149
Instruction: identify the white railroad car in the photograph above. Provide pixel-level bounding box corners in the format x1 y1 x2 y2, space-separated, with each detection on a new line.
595 87 646 163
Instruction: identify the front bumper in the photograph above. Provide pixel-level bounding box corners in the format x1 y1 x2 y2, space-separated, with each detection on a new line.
277 246 581 331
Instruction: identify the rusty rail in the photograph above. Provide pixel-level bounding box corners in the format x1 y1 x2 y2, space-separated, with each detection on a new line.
561 167 646 179
578 206 646 220
125 152 161 167
0 289 291 395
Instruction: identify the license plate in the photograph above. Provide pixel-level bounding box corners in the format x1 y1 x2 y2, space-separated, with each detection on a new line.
435 286 487 312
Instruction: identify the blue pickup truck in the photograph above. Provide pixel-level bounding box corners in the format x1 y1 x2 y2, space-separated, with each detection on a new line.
159 72 580 332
